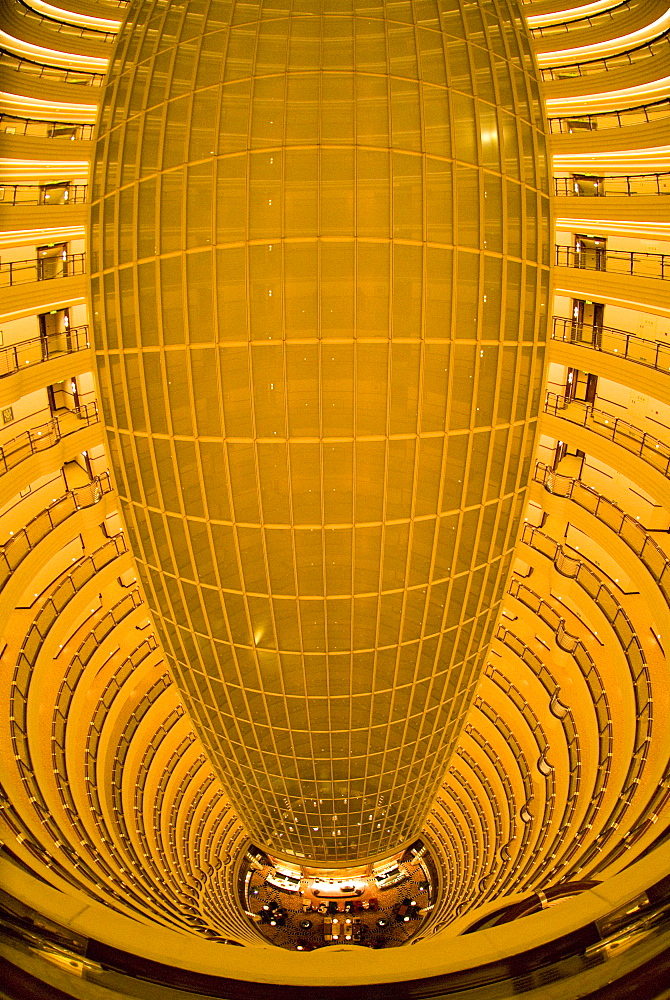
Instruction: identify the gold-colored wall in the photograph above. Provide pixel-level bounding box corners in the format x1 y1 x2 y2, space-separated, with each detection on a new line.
91 0 550 863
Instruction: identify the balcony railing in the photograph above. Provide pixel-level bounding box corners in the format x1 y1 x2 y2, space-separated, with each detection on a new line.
0 326 90 378
0 473 112 592
0 402 99 478
520 523 650 705
0 113 94 140
549 97 670 134
541 29 670 80
0 254 86 287
0 182 88 205
0 48 104 86
555 245 670 280
534 462 670 605
544 392 670 480
15 0 118 42
553 172 670 196
551 316 670 374
530 0 633 36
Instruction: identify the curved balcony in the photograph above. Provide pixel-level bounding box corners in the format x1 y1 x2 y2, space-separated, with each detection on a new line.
0 324 89 378
12 0 118 43
541 28 670 80
0 472 112 593
0 113 94 140
553 171 670 196
493 624 581 836
0 402 99 479
0 253 86 288
555 244 670 279
551 316 670 373
530 0 635 37
519 525 652 842
549 96 670 133
544 392 670 478
507 576 612 795
534 462 670 607
521 523 649 696
4 839 669 999
0 47 104 85
0 181 87 207
8 535 134 892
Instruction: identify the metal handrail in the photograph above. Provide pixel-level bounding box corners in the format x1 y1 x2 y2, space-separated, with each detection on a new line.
0 402 99 477
549 96 670 134
15 0 118 41
534 461 670 605
553 171 670 196
0 182 88 205
0 473 112 591
555 245 670 280
0 113 94 140
541 28 670 80
0 48 104 86
0 254 86 288
530 0 634 36
551 316 670 373
0 326 90 378
544 392 670 479
520 523 650 700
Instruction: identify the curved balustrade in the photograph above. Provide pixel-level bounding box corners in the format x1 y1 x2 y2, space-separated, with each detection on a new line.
14 0 118 42
0 113 94 140
508 577 609 724
0 402 99 478
525 479 659 871
521 523 649 701
0 254 86 288
6 860 669 1000
0 325 89 378
51 591 156 905
0 473 112 592
549 97 670 134
493 623 583 886
507 576 616 879
555 245 670 280
551 316 670 373
0 48 104 85
534 461 670 605
544 391 670 479
0 182 88 206
8 534 131 896
511 538 653 870
541 29 670 80
553 171 670 196
530 0 635 36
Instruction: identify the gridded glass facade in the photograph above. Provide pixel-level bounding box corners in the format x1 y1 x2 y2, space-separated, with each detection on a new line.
91 0 550 863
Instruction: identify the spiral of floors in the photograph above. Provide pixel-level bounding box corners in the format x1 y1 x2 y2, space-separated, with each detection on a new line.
0 0 669 948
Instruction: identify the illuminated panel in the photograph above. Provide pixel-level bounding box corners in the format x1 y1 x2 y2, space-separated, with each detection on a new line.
91 0 550 864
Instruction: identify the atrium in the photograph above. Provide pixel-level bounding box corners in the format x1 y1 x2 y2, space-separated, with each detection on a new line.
0 0 669 997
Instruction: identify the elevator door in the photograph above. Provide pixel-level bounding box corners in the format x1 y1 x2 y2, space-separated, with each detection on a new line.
575 234 607 271
567 368 598 403
38 308 70 359
572 300 604 344
37 243 68 280
47 376 79 415
573 175 603 197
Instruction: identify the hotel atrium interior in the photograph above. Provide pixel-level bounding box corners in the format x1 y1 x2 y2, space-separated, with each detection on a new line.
1 0 670 996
